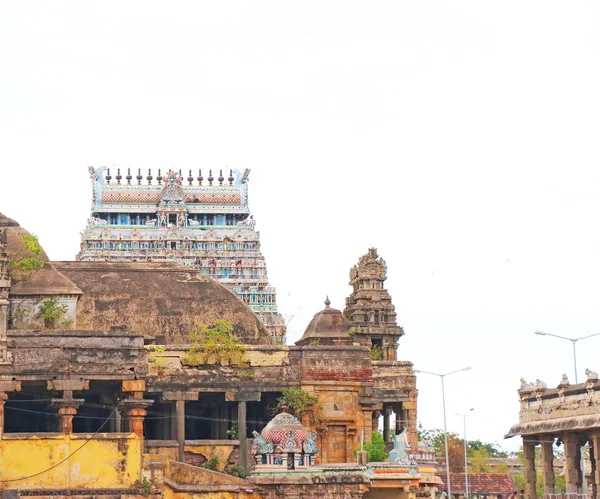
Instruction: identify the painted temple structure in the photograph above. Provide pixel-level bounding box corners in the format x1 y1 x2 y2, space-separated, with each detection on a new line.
0 172 422 498
505 372 600 499
77 167 285 340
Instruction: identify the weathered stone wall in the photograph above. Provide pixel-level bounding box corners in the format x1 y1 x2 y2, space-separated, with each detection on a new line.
6 327 147 377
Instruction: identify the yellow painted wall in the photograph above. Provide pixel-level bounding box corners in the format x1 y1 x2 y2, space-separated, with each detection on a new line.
164 488 261 499
0 433 141 490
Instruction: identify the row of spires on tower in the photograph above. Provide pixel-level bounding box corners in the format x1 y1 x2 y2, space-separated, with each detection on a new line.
104 168 236 187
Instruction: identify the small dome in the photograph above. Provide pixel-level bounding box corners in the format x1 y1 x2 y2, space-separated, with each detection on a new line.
260 407 308 452
295 297 354 346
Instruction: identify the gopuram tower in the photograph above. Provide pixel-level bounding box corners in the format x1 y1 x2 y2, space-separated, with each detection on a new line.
77 167 285 340
344 248 404 361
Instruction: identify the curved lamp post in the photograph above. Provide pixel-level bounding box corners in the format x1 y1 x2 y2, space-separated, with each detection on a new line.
414 367 471 498
534 331 600 383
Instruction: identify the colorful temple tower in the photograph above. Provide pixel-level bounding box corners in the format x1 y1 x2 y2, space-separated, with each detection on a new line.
77 167 286 340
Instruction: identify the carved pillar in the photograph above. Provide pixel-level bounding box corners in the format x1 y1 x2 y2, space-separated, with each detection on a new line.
590 431 600 499
372 410 381 432
0 230 13 365
121 380 153 442
361 407 375 444
405 390 419 450
523 438 537 499
163 391 199 462
541 438 555 495
51 394 84 434
563 433 581 493
0 392 7 439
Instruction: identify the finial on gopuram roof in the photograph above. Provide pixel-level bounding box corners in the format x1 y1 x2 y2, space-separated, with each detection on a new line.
136 168 143 185
126 168 132 185
349 247 388 284
116 168 122 184
105 168 112 184
146 169 153 185
218 169 224 186
197 169 203 185
187 169 194 186
228 169 234 185
324 296 331 308
208 170 214 186
157 169 163 185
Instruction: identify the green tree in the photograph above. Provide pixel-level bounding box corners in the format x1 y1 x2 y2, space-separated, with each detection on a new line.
9 234 44 275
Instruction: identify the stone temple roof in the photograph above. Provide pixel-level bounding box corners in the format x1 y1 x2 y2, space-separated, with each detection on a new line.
1 212 82 297
295 297 354 346
53 261 273 345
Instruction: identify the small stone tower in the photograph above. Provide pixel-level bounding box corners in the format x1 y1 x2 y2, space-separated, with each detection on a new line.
344 248 404 361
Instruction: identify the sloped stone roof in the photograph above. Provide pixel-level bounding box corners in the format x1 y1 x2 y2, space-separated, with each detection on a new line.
295 297 354 346
1 212 82 296
53 261 273 345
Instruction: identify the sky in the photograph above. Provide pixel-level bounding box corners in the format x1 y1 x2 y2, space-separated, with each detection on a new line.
1 1 600 453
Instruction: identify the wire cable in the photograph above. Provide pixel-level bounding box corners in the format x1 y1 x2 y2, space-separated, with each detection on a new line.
0 401 122 483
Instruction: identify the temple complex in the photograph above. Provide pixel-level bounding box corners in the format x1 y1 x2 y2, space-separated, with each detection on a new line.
505 371 600 499
77 167 285 340
0 204 423 498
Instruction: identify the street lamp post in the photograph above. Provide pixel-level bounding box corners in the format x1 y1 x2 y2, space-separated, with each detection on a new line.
415 367 471 499
534 331 600 383
456 409 474 499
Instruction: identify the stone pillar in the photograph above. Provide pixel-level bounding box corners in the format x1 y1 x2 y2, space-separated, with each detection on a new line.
541 438 555 495
163 391 199 462
226 391 260 472
563 433 581 493
361 406 376 444
405 391 418 450
383 406 391 443
590 431 600 499
115 407 122 432
0 230 13 365
523 438 537 499
238 401 247 472
210 408 219 439
372 410 380 432
176 400 185 462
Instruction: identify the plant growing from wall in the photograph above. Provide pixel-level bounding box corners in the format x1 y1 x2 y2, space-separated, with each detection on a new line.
370 344 383 360
146 344 166 372
40 297 71 329
131 477 155 496
9 234 44 275
182 320 246 366
308 339 320 346
353 430 387 462
276 388 326 427
201 457 220 471
226 422 238 440
236 368 255 379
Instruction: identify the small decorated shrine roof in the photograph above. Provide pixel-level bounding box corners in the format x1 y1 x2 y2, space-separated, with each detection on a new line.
261 405 309 446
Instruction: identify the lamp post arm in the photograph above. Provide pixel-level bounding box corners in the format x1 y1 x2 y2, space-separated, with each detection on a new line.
574 332 600 342
537 332 574 342
441 376 451 498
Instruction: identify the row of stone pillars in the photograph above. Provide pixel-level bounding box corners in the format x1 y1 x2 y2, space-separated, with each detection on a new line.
523 432 600 499
161 390 259 472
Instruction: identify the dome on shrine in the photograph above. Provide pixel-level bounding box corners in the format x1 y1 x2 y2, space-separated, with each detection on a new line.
295 297 354 346
53 260 273 345
260 406 309 449
1 213 82 297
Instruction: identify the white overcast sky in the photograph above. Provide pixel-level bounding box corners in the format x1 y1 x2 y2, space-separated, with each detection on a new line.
2 1 600 452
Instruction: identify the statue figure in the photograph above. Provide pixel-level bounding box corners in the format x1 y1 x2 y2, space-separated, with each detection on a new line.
586 369 598 381
388 427 411 462
90 217 107 225
188 219 200 226
534 379 547 390
145 218 157 226
302 431 318 454
559 374 569 387
251 430 273 455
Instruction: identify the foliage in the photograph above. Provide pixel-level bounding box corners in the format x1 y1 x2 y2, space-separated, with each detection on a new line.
8 304 29 328
202 457 220 471
146 344 166 371
354 431 387 462
512 445 566 498
272 338 285 345
131 477 155 496
10 234 44 275
348 328 356 336
277 388 319 418
226 465 249 479
308 339 321 346
182 320 246 366
470 449 491 472
369 344 383 360
40 297 71 329
227 422 238 440
236 368 255 379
